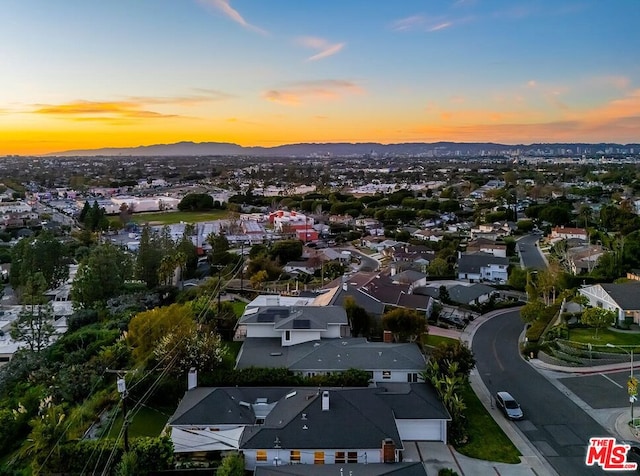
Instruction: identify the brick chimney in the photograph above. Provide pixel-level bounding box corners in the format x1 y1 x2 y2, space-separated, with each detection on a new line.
382 438 396 463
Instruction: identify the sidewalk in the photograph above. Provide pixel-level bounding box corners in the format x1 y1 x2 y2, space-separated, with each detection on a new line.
427 308 560 475
429 307 640 474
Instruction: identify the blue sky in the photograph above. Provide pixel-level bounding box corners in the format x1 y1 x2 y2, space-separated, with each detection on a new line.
1 0 639 154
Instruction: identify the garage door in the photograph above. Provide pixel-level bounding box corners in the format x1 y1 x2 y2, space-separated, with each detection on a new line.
396 419 444 441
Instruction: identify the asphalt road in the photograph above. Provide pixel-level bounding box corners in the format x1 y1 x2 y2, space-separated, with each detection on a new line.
473 309 630 475
561 370 634 410
517 233 548 270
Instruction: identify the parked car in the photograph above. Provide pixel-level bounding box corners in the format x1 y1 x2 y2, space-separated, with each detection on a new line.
621 441 640 470
495 391 523 420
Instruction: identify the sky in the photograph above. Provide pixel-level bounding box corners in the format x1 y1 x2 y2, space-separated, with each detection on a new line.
1 0 639 155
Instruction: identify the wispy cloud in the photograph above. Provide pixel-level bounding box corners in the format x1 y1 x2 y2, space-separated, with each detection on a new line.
263 79 362 105
297 36 345 62
33 100 178 122
197 0 267 34
31 90 231 123
390 14 467 32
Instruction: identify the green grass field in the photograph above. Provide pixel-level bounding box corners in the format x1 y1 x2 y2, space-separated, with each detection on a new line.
567 327 640 348
115 209 229 226
107 404 171 438
422 333 458 348
456 382 522 463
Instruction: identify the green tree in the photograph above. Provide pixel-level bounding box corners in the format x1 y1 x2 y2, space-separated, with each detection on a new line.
10 231 69 291
507 267 528 291
216 452 245 476
71 243 133 309
519 300 546 324
135 225 163 288
127 303 195 365
581 307 616 339
382 308 426 343
343 296 370 337
269 240 303 264
429 340 476 379
10 273 56 353
428 257 450 277
438 285 451 304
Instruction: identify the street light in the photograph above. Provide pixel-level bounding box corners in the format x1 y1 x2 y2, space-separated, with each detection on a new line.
607 343 637 426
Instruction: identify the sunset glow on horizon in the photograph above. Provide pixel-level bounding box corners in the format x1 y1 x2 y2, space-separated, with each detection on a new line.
1 0 639 155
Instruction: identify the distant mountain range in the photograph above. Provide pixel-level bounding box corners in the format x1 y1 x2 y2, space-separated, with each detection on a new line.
45 141 640 158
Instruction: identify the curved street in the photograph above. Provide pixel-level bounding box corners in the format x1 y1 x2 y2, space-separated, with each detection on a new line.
472 309 633 475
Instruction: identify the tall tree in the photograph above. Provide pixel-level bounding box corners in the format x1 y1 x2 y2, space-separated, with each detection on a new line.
71 243 133 309
382 308 426 343
135 225 163 288
10 231 70 291
343 296 370 337
10 273 56 353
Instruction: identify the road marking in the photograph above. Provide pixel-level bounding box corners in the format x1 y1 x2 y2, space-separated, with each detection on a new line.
492 338 504 371
600 373 623 388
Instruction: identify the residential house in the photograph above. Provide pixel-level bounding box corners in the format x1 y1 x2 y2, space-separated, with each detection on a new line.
234 303 426 382
565 244 605 275
255 462 427 476
579 283 640 326
413 283 496 306
466 238 507 258
550 226 588 243
469 221 515 240
283 261 318 277
168 383 450 471
457 252 509 283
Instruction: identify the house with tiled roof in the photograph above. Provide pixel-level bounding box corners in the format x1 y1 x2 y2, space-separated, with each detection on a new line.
167 383 450 471
579 282 640 326
550 226 588 243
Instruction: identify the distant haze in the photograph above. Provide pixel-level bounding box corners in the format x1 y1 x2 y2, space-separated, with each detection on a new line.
44 141 640 158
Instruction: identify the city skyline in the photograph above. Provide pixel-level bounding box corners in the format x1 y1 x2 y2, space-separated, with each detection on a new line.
1 0 639 155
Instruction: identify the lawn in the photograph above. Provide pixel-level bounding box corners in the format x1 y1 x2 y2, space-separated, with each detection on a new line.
567 327 640 349
422 333 457 348
231 300 247 318
116 209 229 226
107 404 171 438
456 382 522 464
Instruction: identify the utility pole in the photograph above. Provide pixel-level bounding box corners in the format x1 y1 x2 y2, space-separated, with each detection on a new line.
240 241 244 292
107 369 131 453
212 265 225 311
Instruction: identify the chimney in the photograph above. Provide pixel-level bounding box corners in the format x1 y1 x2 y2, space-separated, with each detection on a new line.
382 438 396 463
322 390 330 411
383 330 393 343
187 367 198 390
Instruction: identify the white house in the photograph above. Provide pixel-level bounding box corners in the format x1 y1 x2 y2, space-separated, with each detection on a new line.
457 252 509 283
579 283 640 326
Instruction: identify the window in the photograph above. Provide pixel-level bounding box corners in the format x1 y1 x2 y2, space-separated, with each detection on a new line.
314 451 325 464
285 330 291 341
256 450 267 462
347 452 358 463
407 372 418 383
335 451 345 463
290 450 300 463
382 370 391 379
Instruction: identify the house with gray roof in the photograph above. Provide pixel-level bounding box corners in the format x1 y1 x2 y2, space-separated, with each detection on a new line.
457 252 509 283
167 383 450 471
255 462 427 476
237 305 350 346
448 283 497 305
236 337 427 383
579 282 640 326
